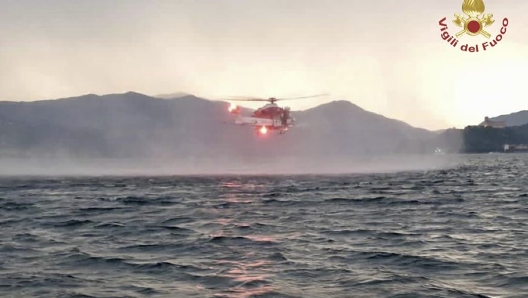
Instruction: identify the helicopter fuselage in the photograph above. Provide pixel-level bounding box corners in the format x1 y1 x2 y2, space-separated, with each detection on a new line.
224 93 327 135
229 102 295 134
252 103 282 118
224 94 328 135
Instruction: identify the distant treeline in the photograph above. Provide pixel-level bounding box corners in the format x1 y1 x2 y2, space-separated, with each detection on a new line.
439 123 528 153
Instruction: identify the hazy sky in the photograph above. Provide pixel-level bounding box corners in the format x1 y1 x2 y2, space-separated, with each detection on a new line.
1 0 526 130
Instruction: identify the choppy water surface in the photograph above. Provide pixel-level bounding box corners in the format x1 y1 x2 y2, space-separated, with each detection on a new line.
1 154 528 298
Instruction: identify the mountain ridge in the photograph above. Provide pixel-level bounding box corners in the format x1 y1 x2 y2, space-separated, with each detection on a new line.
0 91 453 162
0 91 428 129
2 91 527 175
4 91 527 132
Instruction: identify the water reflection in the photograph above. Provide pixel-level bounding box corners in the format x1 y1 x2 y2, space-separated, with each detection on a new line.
213 258 274 298
207 181 280 297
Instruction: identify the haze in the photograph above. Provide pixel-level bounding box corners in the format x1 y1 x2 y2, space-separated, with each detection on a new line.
1 0 527 130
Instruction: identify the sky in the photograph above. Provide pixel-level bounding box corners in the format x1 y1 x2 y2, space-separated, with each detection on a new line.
0 0 527 130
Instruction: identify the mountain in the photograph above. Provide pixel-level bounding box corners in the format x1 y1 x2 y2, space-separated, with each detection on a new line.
291 100 437 155
484 111 528 127
0 92 452 173
153 92 190 99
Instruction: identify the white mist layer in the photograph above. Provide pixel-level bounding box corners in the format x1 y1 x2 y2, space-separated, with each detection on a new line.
0 154 463 176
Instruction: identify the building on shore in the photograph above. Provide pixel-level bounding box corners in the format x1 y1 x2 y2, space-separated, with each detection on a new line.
504 144 528 153
480 116 506 128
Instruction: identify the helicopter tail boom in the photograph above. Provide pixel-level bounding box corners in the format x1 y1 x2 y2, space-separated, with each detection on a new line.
235 115 276 127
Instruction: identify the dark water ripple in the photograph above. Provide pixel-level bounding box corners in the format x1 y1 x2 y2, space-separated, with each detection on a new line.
1 154 528 297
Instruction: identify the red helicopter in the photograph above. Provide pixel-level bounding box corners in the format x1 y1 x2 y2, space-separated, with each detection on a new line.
225 94 328 135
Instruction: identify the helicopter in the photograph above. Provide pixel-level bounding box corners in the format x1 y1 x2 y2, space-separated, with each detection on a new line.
224 94 328 135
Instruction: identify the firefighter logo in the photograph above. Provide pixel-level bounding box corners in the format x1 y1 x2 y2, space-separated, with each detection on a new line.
453 0 494 38
438 0 509 52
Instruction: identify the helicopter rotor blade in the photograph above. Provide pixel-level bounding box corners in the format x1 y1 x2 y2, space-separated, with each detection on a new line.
221 93 329 102
221 96 272 101
224 98 270 102
274 93 329 100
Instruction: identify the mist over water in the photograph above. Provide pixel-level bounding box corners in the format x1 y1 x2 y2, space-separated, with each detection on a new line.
0 91 467 179
0 154 461 176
